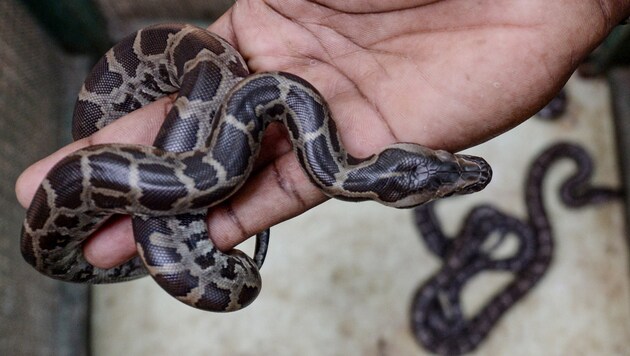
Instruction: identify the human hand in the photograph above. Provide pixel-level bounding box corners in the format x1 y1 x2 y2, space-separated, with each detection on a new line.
15 0 630 268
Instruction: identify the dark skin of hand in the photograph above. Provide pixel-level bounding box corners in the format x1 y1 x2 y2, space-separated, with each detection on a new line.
15 0 630 268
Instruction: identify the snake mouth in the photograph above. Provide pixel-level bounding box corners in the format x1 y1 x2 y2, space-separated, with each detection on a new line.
458 155 493 194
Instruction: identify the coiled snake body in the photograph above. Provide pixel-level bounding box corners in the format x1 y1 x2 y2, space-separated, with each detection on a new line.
412 142 621 355
21 24 492 312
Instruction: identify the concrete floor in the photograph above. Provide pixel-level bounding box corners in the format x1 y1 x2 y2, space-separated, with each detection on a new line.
92 73 629 355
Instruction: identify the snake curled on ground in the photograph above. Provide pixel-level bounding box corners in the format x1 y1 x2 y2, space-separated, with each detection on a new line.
20 24 492 312
411 142 622 355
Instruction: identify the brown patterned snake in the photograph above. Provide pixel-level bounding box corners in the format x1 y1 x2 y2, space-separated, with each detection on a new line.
20 24 492 312
412 142 622 355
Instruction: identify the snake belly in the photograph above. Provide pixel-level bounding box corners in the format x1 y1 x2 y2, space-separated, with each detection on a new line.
20 24 492 312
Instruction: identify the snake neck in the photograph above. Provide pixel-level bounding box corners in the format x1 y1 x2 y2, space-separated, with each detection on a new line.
205 71 345 187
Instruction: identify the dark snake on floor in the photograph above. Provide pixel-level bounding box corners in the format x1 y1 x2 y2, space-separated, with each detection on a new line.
411 141 622 355
20 24 492 312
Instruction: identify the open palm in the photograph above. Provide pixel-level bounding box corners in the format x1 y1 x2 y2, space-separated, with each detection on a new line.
15 0 629 267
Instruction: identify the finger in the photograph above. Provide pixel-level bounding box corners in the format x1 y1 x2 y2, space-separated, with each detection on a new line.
83 151 327 269
15 97 173 208
207 151 328 251
83 215 137 268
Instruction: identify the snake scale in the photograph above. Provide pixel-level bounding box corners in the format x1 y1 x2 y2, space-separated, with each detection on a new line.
20 24 492 312
412 142 621 355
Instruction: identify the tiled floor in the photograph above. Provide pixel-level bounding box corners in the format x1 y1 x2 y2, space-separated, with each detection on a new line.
92 74 628 355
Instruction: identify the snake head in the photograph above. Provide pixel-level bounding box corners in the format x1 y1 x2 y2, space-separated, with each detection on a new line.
399 145 492 207
341 144 492 208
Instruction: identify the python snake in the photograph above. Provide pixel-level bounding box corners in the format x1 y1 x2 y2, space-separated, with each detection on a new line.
412 142 621 355
20 24 492 312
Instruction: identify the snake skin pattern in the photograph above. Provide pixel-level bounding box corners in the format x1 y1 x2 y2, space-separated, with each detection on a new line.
20 24 492 312
411 142 621 355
